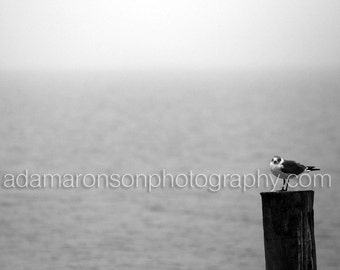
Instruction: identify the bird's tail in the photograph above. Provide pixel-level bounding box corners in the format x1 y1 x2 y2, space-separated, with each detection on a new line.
306 166 320 171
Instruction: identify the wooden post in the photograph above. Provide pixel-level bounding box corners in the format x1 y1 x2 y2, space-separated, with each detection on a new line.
261 191 317 270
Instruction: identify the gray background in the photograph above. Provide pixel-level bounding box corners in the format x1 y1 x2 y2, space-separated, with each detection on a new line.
0 1 339 270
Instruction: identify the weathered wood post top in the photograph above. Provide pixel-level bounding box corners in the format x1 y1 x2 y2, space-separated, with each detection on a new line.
260 190 317 270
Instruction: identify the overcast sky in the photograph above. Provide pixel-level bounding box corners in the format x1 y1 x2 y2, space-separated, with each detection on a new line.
1 0 339 70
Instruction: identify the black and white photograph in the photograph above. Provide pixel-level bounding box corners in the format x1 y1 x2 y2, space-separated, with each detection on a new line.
0 1 339 269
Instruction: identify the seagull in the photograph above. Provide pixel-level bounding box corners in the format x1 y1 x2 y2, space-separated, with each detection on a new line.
270 156 320 191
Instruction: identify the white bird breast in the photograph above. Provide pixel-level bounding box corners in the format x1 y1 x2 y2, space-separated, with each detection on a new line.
269 162 291 179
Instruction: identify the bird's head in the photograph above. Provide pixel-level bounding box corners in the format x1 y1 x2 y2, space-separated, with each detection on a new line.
271 156 283 165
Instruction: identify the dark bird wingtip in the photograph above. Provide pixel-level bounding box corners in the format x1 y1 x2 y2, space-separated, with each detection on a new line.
307 166 320 171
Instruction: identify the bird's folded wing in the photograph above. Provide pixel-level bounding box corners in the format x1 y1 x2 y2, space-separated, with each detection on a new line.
281 160 306 175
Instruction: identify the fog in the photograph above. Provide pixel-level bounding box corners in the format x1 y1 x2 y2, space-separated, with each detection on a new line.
1 0 339 70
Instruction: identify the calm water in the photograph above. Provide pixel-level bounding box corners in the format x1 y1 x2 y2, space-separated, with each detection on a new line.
0 69 339 269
